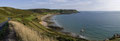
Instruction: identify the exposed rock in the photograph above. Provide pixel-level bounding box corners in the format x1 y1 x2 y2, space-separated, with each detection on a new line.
48 25 63 31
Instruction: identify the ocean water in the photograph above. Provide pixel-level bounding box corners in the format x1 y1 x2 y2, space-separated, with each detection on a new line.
52 11 120 40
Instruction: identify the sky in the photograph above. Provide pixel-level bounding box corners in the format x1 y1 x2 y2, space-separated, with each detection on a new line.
0 0 120 11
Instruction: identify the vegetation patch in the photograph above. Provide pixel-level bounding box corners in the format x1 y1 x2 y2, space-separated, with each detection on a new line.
0 23 9 40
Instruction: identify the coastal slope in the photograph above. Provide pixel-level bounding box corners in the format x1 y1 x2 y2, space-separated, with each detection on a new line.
0 7 88 41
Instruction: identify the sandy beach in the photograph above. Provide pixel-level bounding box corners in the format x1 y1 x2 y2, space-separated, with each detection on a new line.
39 14 54 27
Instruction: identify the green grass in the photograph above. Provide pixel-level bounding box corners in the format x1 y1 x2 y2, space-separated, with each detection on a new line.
0 17 7 23
110 38 120 41
24 15 36 21
27 22 45 33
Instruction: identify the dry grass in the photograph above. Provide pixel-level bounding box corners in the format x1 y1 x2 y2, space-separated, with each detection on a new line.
9 21 56 41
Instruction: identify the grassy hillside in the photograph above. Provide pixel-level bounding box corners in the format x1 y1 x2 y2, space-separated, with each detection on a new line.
0 7 87 41
0 7 35 22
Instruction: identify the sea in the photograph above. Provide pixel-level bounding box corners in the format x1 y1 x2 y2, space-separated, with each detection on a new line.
52 11 120 40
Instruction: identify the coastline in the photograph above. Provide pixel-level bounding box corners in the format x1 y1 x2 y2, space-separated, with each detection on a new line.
40 14 64 30
39 13 120 41
39 13 87 39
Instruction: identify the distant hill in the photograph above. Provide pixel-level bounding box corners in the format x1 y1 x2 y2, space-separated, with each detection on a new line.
27 9 78 14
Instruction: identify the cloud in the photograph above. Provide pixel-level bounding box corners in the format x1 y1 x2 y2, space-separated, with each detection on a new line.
49 0 94 10
54 0 120 11
91 0 120 11
7 0 120 11
28 0 95 11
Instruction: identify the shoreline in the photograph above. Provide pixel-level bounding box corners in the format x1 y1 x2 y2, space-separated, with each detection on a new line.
39 13 87 39
40 14 64 30
39 13 120 41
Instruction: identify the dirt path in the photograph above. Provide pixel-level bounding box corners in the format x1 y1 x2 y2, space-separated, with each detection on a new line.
4 24 16 41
